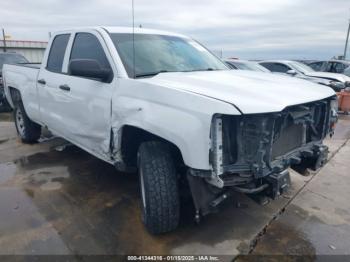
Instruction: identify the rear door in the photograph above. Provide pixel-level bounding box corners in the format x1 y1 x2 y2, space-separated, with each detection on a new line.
37 33 71 129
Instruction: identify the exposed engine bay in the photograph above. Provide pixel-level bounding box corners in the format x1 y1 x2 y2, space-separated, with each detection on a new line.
187 96 338 218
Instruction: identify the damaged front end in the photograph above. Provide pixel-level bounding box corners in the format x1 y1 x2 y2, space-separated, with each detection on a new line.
187 96 338 218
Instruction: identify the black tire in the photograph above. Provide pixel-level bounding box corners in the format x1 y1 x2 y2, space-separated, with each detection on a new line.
0 102 7 112
138 141 180 234
14 101 41 143
0 93 12 112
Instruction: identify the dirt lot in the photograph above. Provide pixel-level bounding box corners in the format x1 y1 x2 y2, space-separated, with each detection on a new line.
1 112 350 260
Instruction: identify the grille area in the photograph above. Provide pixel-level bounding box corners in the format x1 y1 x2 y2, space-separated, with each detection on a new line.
220 97 333 177
271 123 304 159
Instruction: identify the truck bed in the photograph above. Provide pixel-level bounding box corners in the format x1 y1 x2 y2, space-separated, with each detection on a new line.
15 63 41 69
2 63 41 122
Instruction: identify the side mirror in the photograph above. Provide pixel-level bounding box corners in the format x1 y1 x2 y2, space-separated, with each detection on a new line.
286 69 297 76
68 59 112 82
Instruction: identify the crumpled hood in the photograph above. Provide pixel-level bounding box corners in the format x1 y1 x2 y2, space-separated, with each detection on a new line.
140 70 335 114
305 71 350 83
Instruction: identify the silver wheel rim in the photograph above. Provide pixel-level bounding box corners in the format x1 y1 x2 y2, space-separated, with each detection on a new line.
140 167 147 210
16 108 25 137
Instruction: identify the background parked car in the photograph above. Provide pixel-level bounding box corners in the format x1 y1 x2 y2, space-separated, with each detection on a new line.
0 52 29 112
225 59 271 72
308 60 350 77
259 60 349 92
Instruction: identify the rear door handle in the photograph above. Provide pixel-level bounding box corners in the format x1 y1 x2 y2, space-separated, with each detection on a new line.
37 79 46 85
59 84 70 91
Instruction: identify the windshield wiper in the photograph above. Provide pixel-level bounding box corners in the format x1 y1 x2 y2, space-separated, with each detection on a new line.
182 68 218 72
135 68 219 78
135 70 169 78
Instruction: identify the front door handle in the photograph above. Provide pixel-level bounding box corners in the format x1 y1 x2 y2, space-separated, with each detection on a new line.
59 84 70 91
37 79 46 85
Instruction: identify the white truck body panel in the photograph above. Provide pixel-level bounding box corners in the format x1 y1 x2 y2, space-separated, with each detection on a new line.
36 29 118 161
3 65 41 122
2 26 336 170
112 78 238 169
141 70 335 114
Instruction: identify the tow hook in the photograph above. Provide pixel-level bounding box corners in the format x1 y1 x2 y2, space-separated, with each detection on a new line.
314 145 328 170
265 169 291 199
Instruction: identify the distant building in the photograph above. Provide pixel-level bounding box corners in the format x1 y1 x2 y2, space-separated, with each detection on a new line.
332 55 345 60
0 39 47 63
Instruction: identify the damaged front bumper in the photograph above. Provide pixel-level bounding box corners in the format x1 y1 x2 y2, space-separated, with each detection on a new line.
187 96 336 217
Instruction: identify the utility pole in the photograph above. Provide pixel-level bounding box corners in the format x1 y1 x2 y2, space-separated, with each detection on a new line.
2 28 7 52
344 21 350 60
344 12 350 60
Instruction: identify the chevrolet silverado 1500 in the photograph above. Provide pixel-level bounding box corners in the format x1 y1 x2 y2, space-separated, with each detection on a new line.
2 27 338 234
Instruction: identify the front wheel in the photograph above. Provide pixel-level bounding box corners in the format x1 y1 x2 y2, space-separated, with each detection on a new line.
14 101 41 143
138 141 180 234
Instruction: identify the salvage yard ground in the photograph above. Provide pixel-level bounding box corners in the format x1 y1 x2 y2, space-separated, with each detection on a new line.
0 112 350 260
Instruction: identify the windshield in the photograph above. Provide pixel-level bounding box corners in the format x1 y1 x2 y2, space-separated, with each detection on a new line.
0 53 28 73
110 33 228 78
230 61 270 72
289 61 314 74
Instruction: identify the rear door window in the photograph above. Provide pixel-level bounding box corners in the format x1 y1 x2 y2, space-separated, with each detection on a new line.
46 34 70 73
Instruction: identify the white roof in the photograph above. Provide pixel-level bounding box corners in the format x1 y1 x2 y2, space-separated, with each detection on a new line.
52 26 189 39
102 26 189 38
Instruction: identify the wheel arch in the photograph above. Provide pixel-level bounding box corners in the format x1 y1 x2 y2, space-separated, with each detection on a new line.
7 86 22 108
118 125 185 169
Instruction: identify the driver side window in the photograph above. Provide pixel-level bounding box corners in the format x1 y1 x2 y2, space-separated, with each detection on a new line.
70 33 111 73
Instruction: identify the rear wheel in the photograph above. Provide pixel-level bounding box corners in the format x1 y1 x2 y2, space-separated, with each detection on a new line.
14 101 41 143
0 90 12 112
138 141 180 234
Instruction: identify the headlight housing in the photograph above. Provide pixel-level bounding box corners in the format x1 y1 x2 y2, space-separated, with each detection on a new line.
330 97 338 113
329 97 338 136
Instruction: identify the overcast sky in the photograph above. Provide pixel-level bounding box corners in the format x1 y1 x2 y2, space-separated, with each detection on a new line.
1 0 349 59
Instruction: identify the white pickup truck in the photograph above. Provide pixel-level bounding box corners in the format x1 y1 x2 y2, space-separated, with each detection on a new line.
3 27 338 234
